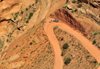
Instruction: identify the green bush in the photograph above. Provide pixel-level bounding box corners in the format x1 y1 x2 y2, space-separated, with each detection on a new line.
64 58 71 65
53 26 57 30
30 42 32 45
93 40 96 44
26 20 29 23
63 43 69 49
6 39 9 42
29 12 33 19
14 17 16 20
35 0 39 3
32 4 34 6
71 10 74 13
50 14 52 16
21 10 23 14
8 20 10 23
26 8 28 11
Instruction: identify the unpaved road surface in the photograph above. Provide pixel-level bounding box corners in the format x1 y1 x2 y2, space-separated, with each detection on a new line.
44 18 100 69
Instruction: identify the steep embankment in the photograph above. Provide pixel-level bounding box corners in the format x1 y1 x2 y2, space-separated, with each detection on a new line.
51 9 86 34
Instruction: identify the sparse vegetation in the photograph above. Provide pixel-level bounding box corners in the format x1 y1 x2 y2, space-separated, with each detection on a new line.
53 27 98 69
0 43 3 49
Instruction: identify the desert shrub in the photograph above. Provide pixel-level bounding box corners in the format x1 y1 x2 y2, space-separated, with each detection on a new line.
61 37 64 41
0 43 3 49
77 4 82 8
93 40 96 44
29 5 31 8
6 39 9 42
40 18 45 23
71 10 74 13
94 32 98 36
77 1 80 4
53 26 57 30
61 51 64 56
14 17 16 20
21 10 23 14
66 0 69 3
74 9 78 12
35 0 39 3
50 14 52 16
32 4 34 6
72 0 76 3
16 45 18 48
15 13 18 17
96 43 100 48
64 58 71 65
26 20 29 23
4 46 7 49
8 20 10 23
90 60 97 64
63 43 69 49
29 12 33 19
26 8 28 11
30 42 32 45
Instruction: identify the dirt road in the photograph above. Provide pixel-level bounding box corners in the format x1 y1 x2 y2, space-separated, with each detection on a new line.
44 18 100 69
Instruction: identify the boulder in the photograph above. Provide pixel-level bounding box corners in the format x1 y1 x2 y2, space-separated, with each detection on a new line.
67 4 73 10
78 8 86 14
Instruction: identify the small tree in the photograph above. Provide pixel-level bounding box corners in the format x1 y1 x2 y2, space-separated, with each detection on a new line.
93 40 96 44
32 4 34 6
29 12 33 19
64 58 71 65
63 43 69 49
26 20 29 23
26 8 28 11
21 10 23 14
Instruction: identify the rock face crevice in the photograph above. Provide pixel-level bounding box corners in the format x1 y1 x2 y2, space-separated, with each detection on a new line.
55 9 85 34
